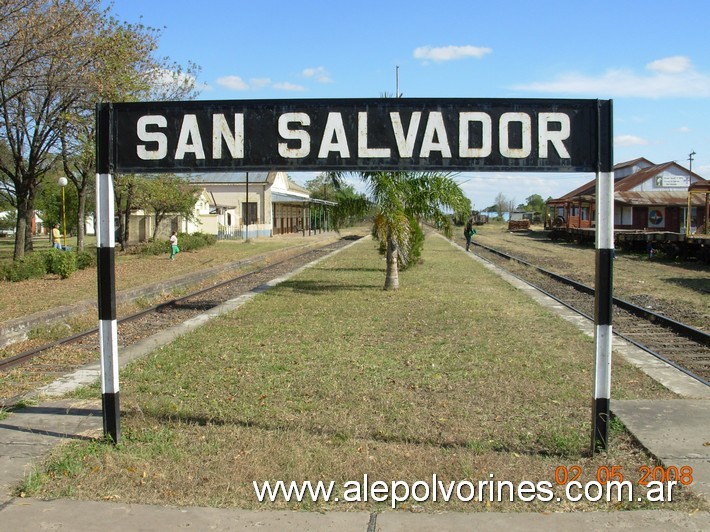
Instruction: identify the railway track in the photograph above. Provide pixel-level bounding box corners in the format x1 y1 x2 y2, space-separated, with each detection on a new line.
0 237 360 405
469 239 710 386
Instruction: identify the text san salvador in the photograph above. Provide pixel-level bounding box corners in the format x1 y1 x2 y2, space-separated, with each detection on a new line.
135 110 573 162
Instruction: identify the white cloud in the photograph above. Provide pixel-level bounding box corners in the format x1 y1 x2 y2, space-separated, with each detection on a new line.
646 56 691 74
615 135 649 147
413 45 491 63
216 75 250 91
676 126 691 133
150 68 198 89
216 76 289 91
250 77 272 89
273 82 306 91
455 173 592 211
302 66 333 83
514 56 710 98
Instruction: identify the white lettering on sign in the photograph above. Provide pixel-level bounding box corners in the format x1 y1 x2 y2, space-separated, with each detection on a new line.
358 112 391 158
390 112 421 157
137 113 245 161
500 112 531 158
538 113 571 159
213 114 244 159
134 109 574 163
136 115 168 160
318 113 350 158
278 112 311 158
175 114 205 159
459 112 492 158
420 112 452 158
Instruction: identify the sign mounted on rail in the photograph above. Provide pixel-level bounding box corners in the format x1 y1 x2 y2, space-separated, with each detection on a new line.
106 98 612 173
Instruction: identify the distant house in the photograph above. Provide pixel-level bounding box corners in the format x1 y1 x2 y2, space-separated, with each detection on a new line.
0 211 15 236
0 210 45 236
546 158 709 233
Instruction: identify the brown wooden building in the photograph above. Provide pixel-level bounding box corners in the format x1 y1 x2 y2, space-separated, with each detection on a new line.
546 158 709 234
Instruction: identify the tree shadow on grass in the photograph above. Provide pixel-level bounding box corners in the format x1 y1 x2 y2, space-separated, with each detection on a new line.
665 277 710 295
313 266 383 273
280 279 379 293
133 409 569 457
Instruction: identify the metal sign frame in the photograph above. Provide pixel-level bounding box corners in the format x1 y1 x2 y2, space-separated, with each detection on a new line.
96 97 613 451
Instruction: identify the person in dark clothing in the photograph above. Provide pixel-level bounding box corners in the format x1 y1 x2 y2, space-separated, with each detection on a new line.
464 218 477 251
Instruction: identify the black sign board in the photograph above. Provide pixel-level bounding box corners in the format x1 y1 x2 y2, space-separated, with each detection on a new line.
104 98 612 173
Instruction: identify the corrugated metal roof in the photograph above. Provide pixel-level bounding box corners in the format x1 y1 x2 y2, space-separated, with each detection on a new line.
613 157 654 170
549 159 709 203
614 162 673 191
615 191 707 206
187 172 272 183
272 192 336 206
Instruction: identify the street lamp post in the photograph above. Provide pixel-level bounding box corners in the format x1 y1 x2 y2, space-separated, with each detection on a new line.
58 177 68 249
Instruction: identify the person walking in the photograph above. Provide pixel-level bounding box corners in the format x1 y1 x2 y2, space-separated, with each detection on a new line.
169 231 180 260
51 224 62 250
464 217 477 251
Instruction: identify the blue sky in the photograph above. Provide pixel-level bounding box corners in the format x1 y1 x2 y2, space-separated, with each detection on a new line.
108 0 710 210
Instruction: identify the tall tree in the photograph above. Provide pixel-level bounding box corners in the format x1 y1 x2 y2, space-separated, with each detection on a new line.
494 192 514 220
525 193 545 212
59 18 200 252
133 174 200 240
361 171 470 290
0 0 107 259
0 1 201 258
305 172 370 230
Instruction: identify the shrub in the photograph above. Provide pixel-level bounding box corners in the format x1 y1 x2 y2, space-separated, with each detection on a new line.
403 216 424 270
178 232 216 252
139 232 217 256
0 253 48 282
45 249 77 279
76 250 97 270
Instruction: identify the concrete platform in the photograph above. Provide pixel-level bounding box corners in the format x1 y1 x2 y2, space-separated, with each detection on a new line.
0 499 708 531
611 399 710 502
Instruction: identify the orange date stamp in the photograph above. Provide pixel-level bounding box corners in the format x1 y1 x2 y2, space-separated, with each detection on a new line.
554 465 694 486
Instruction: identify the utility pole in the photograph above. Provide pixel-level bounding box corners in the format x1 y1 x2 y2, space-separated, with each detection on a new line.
688 150 696 174
396 65 400 98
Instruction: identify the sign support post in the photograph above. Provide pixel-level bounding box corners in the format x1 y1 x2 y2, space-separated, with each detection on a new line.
96 103 120 443
592 100 614 452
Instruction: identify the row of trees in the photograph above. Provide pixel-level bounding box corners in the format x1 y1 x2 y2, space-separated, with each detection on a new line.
0 0 200 258
483 193 548 218
1 2 472 291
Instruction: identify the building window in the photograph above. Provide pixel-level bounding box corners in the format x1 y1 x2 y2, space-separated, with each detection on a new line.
581 206 590 221
614 205 633 225
242 202 257 224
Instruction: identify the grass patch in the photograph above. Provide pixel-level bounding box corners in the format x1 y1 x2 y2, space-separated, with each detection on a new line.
23 234 706 512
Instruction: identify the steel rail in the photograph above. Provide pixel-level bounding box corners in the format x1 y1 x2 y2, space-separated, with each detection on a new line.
0 240 356 373
473 241 710 347
471 241 709 387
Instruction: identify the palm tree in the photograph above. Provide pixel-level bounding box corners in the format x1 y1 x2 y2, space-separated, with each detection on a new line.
361 171 470 290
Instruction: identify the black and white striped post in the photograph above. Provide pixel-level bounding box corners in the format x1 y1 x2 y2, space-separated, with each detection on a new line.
592 100 614 452
96 103 120 444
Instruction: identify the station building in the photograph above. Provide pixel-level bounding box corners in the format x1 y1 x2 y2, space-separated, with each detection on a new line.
546 158 709 234
126 172 336 241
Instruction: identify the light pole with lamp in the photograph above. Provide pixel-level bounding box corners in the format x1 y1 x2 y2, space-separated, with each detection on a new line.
58 177 68 250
